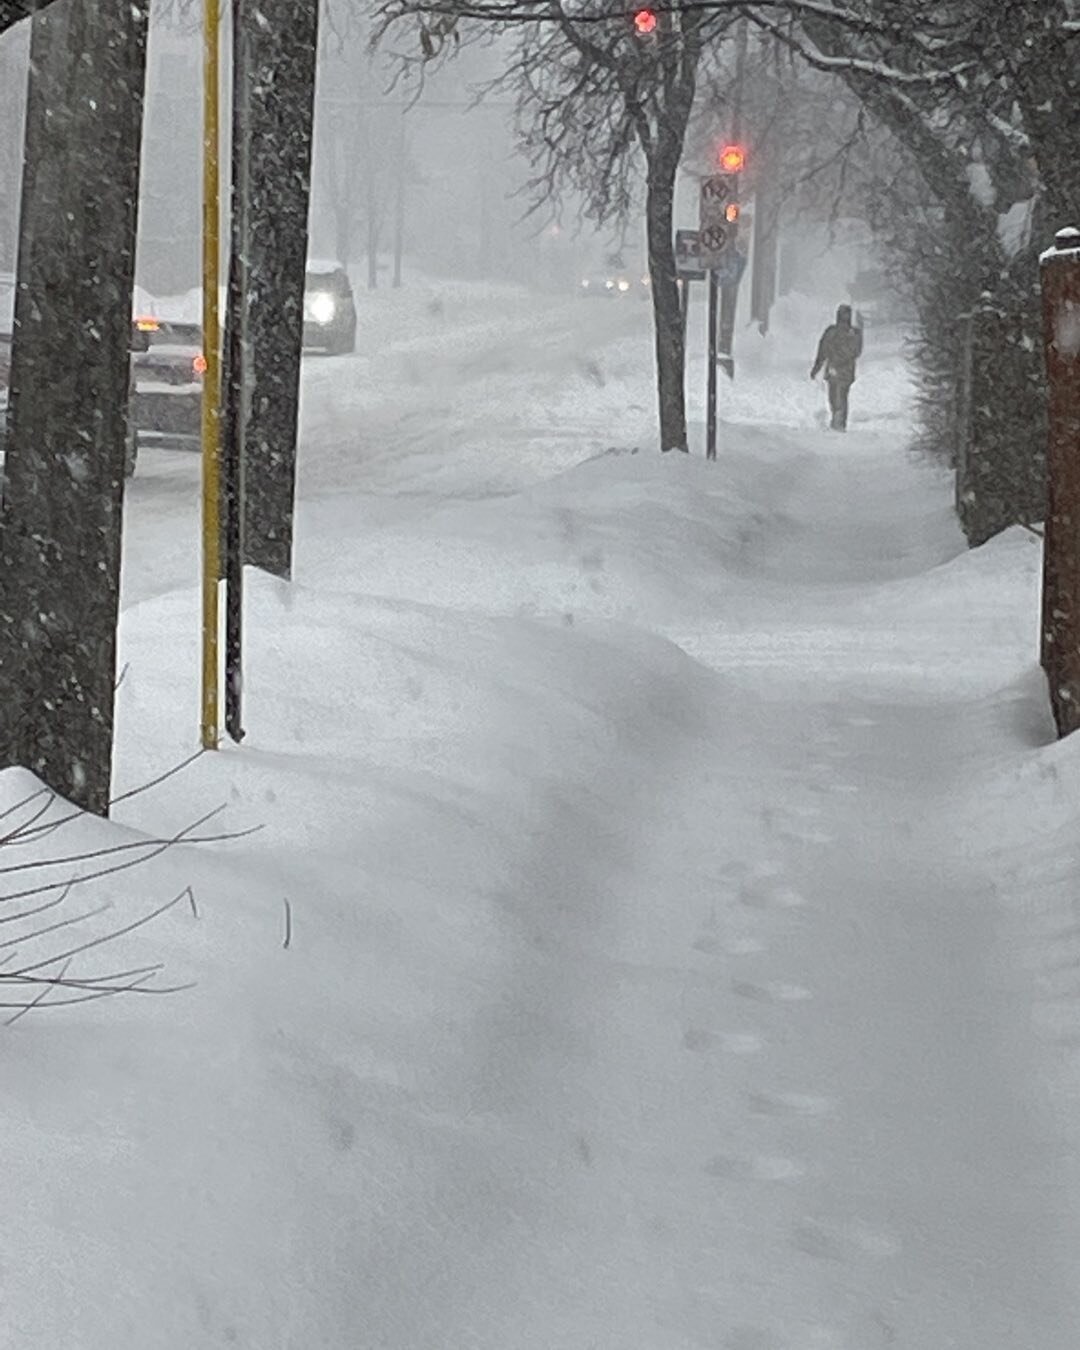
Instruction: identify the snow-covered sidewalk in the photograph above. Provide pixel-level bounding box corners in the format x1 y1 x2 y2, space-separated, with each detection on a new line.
5 294 1080 1348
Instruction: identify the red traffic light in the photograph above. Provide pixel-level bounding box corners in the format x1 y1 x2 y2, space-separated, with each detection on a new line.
719 144 746 172
633 8 658 34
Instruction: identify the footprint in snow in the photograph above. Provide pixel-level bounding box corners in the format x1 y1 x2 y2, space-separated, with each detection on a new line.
726 935 767 954
682 1027 722 1053
739 877 809 911
792 1216 900 1263
720 1032 764 1055
682 1027 765 1056
706 1153 807 1183
733 979 813 1004
693 933 766 955
749 1090 833 1118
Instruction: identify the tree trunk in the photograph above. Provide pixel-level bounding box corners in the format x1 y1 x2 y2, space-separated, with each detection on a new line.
0 0 55 36
750 177 779 334
393 106 406 289
646 161 688 452
241 0 319 581
997 0 1080 234
0 0 148 816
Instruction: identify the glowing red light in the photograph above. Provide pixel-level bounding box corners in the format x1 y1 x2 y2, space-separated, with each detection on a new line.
193 352 208 375
719 144 746 172
725 203 739 223
633 8 658 35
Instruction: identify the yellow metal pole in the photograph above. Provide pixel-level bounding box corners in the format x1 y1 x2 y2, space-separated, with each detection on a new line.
201 0 222 749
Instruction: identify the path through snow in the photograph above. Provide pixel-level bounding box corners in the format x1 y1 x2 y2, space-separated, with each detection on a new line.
6 286 1078 1348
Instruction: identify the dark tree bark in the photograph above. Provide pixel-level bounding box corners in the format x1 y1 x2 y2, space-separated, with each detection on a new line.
647 155 688 452
242 0 320 580
640 10 704 452
0 0 148 816
993 0 1080 233
0 0 54 35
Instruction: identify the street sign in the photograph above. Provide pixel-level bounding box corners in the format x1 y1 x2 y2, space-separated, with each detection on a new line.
699 173 738 270
675 228 705 281
700 174 735 214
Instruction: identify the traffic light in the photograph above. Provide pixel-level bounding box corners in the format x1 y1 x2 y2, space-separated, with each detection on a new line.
718 144 746 173
633 7 658 35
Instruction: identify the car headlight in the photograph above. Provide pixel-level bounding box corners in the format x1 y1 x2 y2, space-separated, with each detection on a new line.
580 279 590 288
605 279 616 290
617 279 630 293
308 291 336 324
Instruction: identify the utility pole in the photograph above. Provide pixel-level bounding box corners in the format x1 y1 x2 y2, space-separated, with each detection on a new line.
706 269 719 458
200 0 222 749
0 0 149 814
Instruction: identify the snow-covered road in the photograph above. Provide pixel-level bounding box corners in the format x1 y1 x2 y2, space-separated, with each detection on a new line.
120 284 650 607
8 281 1080 1348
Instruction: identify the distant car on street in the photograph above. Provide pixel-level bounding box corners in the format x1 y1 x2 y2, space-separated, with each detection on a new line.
130 315 203 454
304 261 357 354
578 264 650 299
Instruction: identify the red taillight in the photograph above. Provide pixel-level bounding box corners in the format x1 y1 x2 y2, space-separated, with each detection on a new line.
135 317 160 332
193 353 207 375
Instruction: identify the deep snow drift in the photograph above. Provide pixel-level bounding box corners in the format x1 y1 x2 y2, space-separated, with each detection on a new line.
4 283 1080 1349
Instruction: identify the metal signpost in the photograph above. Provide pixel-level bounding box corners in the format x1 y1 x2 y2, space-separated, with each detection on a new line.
1039 226 1080 737
699 173 739 461
675 228 704 346
201 0 222 750
222 0 252 744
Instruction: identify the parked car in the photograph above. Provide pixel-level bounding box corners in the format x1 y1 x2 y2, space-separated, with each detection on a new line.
130 316 203 452
304 261 357 354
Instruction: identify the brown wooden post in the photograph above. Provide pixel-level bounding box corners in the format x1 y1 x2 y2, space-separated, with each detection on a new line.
1040 226 1080 736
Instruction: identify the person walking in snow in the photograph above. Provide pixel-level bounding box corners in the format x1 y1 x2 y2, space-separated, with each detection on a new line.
810 304 863 431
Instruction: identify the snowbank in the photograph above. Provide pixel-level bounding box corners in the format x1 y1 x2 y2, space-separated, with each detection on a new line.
7 281 1080 1348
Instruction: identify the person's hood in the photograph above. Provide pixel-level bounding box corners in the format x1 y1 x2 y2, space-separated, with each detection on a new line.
836 304 853 325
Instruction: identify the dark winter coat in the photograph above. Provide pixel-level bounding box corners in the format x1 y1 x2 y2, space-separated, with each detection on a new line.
811 312 863 384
